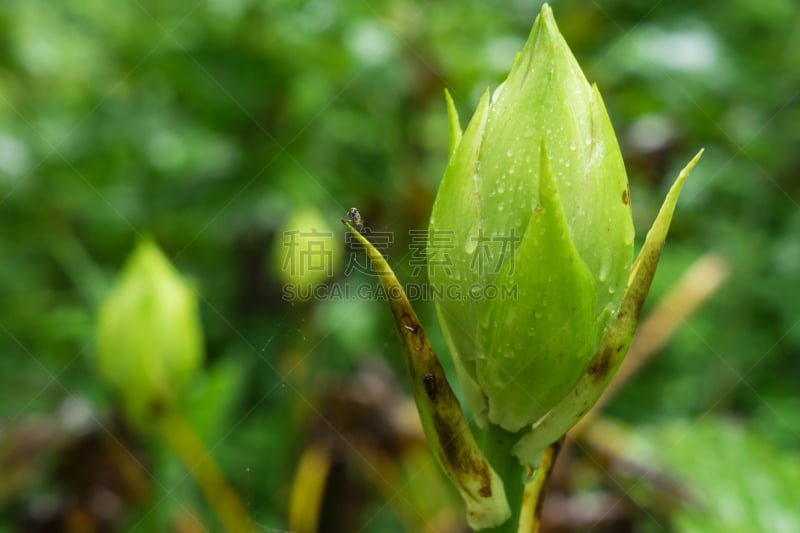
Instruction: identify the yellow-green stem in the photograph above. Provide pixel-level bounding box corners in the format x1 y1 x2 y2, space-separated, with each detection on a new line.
518 437 564 533
160 412 253 533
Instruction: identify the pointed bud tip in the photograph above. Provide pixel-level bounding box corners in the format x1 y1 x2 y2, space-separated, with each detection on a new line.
539 3 554 21
534 3 559 38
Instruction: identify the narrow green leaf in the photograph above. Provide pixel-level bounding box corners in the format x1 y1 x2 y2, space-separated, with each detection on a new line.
476 142 596 432
341 219 511 529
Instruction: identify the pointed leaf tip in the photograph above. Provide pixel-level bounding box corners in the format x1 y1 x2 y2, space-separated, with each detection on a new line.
630 148 704 286
445 89 463 156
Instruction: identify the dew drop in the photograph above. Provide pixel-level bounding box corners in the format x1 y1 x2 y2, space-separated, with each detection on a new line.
505 312 516 326
623 231 634 247
597 257 611 283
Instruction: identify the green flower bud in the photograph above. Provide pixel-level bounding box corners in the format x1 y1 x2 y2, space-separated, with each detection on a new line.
95 239 203 428
428 5 634 433
273 209 341 299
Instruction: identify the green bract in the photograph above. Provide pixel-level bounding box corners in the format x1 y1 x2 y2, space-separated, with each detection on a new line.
95 239 203 428
429 6 634 434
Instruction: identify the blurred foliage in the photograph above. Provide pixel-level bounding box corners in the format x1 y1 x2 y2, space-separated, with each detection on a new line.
0 0 798 532
640 419 800 533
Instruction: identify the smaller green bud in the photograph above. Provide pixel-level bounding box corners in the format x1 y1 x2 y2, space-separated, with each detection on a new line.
95 239 203 429
273 209 341 299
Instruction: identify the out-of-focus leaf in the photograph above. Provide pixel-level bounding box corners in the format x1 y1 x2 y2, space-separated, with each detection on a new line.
184 357 246 441
633 419 800 533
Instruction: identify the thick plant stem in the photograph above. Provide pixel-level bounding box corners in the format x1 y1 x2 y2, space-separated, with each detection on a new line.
160 412 253 533
480 430 564 533
480 425 525 533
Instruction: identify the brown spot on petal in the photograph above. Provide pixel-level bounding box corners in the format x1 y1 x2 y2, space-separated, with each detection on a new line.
423 373 437 401
587 345 613 383
399 312 424 352
622 187 630 205
433 413 492 498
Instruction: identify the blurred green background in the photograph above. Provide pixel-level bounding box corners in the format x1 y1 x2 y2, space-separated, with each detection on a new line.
1 0 798 532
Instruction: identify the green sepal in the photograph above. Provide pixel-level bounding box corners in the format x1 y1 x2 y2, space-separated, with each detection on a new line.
512 149 704 465
445 88 463 156
429 89 492 424
475 142 597 432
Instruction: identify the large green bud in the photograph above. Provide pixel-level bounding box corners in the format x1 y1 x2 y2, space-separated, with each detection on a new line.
428 5 634 433
95 239 203 429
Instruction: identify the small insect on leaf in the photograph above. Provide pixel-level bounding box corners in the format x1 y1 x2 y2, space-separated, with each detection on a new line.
347 207 364 231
